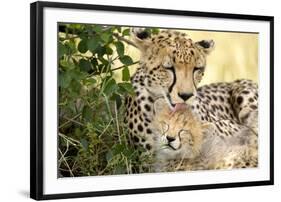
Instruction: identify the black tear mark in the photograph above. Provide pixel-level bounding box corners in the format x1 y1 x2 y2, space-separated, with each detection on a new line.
168 67 176 93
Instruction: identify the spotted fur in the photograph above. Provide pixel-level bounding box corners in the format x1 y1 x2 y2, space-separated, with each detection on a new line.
124 28 258 157
153 102 258 172
125 28 214 150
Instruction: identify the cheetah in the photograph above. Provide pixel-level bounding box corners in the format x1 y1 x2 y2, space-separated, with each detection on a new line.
192 79 258 138
152 99 258 172
124 28 258 154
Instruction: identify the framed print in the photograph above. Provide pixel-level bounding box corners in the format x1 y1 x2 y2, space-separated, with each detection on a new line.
30 1 274 200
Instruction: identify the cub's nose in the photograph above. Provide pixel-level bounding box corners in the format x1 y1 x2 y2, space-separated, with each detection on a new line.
178 92 193 101
166 136 176 143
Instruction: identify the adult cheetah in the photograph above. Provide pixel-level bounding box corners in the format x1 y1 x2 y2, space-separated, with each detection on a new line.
124 28 258 154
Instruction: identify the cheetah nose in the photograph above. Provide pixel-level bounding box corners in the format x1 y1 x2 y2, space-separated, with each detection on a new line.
178 92 193 101
166 136 176 143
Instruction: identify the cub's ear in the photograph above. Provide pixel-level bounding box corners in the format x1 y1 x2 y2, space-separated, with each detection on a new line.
195 39 215 55
153 98 171 118
131 28 152 50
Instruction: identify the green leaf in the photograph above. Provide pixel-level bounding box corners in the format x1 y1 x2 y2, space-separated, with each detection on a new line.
106 151 113 162
114 94 122 109
60 59 76 70
103 78 117 96
151 28 160 35
93 25 102 33
122 29 130 36
95 45 106 57
87 36 100 52
119 55 133 66
118 82 135 95
116 26 122 33
74 128 82 136
58 42 67 58
110 93 122 108
80 138 89 150
86 122 95 133
59 71 72 88
91 58 98 68
78 39 88 53
69 79 81 95
65 40 77 55
112 144 125 155
122 66 130 81
122 147 135 158
101 32 111 43
98 56 108 66
105 46 113 55
114 41 124 57
79 59 92 72
83 78 96 86
82 106 93 122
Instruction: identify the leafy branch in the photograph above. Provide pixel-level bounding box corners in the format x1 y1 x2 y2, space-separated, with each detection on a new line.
58 23 158 177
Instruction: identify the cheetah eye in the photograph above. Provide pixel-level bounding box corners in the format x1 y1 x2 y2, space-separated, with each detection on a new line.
194 67 203 71
193 67 204 74
162 63 174 69
162 56 173 69
163 64 175 72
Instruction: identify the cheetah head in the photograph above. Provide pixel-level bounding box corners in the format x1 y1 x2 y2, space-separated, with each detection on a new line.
153 99 213 160
132 28 215 107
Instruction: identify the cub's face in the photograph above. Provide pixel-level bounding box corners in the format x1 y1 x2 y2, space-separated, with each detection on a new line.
153 100 211 160
132 28 214 106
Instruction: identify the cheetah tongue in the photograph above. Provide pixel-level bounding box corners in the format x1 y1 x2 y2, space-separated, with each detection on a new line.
172 103 188 112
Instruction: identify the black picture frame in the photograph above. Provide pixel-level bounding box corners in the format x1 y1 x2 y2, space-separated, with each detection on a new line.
30 1 274 200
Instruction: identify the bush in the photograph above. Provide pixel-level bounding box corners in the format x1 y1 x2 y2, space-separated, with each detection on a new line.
58 24 158 177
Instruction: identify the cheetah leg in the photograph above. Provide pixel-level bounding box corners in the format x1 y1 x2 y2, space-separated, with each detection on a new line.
230 80 258 131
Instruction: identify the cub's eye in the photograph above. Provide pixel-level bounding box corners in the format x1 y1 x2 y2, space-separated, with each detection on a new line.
160 122 170 134
178 129 190 136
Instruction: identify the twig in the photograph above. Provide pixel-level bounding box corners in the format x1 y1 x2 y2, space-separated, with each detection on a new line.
59 27 138 49
58 132 80 146
58 148 74 177
62 116 84 127
59 113 82 129
102 92 113 119
123 154 131 174
114 102 121 144
99 119 113 138
58 141 70 168
111 61 139 72
112 33 138 49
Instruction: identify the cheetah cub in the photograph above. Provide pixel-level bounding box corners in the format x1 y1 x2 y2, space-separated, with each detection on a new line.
152 99 258 172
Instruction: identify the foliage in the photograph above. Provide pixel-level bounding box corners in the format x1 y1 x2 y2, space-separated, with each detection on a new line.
58 24 158 177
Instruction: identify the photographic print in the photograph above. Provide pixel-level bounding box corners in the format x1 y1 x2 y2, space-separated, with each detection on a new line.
30 1 273 200
58 24 259 177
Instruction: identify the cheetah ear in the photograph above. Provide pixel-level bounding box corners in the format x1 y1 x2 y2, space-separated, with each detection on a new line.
153 98 171 118
195 40 215 55
131 28 152 50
